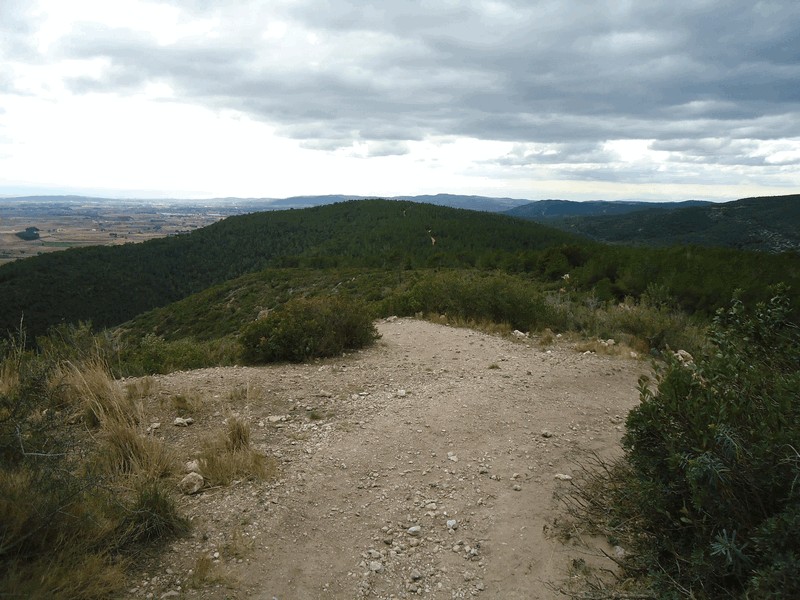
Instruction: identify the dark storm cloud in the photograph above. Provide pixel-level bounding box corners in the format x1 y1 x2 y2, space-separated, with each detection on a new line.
17 1 800 175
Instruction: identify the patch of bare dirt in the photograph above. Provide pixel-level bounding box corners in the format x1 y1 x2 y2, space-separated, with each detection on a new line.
121 318 648 600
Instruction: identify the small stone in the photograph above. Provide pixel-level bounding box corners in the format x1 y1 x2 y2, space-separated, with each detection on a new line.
446 519 458 530
554 473 573 481
397 389 407 397
541 429 553 438
160 592 180 599
185 459 201 474
410 569 422 581
613 545 626 559
447 452 459 462
407 526 422 536
369 561 383 573
173 417 194 427
512 484 522 491
178 472 204 495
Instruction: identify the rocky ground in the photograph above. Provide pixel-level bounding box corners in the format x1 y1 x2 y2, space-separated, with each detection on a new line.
122 317 649 600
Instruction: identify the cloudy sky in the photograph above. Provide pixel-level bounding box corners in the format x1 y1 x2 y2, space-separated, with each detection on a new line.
1 0 799 201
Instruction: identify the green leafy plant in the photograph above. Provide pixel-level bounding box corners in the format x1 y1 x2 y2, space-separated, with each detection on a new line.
616 287 800 597
239 295 379 363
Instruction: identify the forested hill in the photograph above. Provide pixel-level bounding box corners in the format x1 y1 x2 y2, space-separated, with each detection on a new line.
518 194 800 252
505 199 710 219
0 199 581 340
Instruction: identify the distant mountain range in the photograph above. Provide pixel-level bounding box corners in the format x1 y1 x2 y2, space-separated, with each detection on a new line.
4 192 798 253
508 195 800 253
504 199 712 219
1 193 708 215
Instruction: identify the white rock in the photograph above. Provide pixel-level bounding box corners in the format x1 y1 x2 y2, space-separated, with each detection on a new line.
185 459 201 474
407 526 422 536
369 561 383 573
541 429 553 438
554 473 573 481
446 519 458 530
178 472 204 495
173 417 194 427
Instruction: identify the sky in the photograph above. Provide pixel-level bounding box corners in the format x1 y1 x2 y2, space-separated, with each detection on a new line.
1 0 799 202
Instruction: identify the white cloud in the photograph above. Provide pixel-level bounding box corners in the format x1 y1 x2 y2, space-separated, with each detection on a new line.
1 0 800 200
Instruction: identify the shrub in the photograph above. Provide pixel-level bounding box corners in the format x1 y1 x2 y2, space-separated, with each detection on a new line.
618 288 800 597
387 270 554 332
239 296 379 363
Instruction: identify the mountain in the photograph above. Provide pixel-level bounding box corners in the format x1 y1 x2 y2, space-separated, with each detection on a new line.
505 199 711 220
1 193 532 213
0 199 580 340
522 195 800 253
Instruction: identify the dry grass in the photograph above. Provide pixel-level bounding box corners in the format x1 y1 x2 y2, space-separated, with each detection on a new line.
222 527 255 559
198 416 278 486
1 550 128 600
0 358 19 397
537 328 557 347
98 421 176 478
227 380 267 407
53 359 140 427
124 376 157 401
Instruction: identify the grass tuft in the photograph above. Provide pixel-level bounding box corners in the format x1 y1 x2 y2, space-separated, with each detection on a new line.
115 479 189 547
198 416 278 486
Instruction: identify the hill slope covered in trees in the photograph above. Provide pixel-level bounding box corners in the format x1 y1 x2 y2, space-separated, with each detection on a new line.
510 194 800 252
0 200 579 340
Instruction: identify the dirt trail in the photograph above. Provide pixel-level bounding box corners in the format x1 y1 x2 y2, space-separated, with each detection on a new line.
125 318 647 600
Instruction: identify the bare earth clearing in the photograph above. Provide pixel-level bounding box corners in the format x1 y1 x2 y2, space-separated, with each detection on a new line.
124 318 648 600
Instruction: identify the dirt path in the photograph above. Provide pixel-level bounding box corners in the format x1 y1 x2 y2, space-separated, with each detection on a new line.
124 318 647 600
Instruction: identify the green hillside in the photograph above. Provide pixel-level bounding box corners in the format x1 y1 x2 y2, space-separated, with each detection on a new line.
535 195 800 252
0 199 579 340
3 197 799 346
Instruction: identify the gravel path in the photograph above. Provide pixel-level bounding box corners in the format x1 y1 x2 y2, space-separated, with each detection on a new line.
124 318 647 600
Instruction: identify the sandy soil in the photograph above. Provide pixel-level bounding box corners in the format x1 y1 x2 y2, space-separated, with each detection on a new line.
123 317 648 600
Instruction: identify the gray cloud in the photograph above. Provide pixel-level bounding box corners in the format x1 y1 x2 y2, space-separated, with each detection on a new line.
494 142 618 166
8 0 800 184
364 141 410 157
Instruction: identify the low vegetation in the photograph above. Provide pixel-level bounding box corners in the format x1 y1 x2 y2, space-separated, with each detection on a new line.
0 329 186 598
239 295 379 364
2 200 798 343
197 415 278 486
2 199 798 598
563 289 800 598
